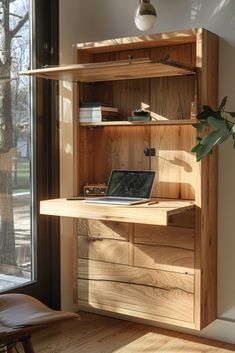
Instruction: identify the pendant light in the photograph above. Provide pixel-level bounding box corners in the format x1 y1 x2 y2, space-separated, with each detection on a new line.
134 0 157 32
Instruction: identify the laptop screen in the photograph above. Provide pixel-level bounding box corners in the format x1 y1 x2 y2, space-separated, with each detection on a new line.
107 170 155 198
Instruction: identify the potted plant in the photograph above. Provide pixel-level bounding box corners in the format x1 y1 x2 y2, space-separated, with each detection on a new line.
192 97 235 161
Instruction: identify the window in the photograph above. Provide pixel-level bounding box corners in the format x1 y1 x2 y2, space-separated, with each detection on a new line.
0 0 32 289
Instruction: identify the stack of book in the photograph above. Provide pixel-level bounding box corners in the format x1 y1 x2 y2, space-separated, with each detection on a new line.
79 102 119 123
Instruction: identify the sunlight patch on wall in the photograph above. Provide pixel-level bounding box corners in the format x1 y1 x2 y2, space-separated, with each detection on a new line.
212 0 231 16
190 1 202 21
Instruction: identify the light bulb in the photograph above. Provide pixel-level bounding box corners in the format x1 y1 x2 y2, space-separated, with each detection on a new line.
134 0 157 32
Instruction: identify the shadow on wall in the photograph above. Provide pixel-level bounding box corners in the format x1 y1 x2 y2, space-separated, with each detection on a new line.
217 38 235 321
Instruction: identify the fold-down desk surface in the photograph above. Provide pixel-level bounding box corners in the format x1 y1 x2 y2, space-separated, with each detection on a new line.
40 198 195 227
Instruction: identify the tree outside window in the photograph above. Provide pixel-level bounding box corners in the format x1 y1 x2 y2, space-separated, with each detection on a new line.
0 0 32 289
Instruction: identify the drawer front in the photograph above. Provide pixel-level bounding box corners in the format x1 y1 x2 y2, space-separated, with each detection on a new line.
78 219 130 241
134 243 194 274
134 224 194 250
134 224 194 274
77 236 129 265
78 258 194 294
78 276 194 323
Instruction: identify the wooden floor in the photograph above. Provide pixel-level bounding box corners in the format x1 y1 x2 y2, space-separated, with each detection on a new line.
29 312 235 353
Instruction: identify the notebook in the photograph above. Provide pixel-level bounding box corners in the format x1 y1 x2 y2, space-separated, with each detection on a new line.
85 170 155 205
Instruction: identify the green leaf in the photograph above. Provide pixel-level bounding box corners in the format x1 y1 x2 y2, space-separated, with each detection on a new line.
218 96 228 111
194 127 231 160
191 143 203 153
201 126 230 146
207 116 226 129
218 130 232 144
197 105 222 121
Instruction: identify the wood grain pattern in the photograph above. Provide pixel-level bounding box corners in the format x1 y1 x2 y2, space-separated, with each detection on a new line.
194 28 218 330
77 259 194 293
36 28 218 331
78 278 194 322
77 219 130 241
20 60 195 82
178 125 198 200
76 29 197 53
79 120 196 127
134 243 194 275
134 224 194 250
150 43 196 66
78 125 150 189
30 312 235 353
150 125 196 199
40 198 195 226
150 75 195 120
150 125 180 198
112 78 151 121
77 236 129 265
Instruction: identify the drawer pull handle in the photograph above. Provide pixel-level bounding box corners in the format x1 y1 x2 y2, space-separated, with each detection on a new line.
89 236 104 242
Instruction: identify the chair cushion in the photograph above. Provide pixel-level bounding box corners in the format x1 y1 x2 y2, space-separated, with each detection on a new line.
0 294 78 328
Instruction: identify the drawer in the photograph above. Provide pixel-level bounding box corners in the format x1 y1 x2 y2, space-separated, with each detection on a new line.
77 259 194 323
78 258 194 294
78 219 130 241
77 236 129 265
134 224 194 250
134 243 194 274
78 275 194 323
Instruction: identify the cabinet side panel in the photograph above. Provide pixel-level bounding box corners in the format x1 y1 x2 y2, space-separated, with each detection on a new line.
195 29 218 329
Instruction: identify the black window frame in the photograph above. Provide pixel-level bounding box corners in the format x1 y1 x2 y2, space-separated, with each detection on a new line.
6 0 60 310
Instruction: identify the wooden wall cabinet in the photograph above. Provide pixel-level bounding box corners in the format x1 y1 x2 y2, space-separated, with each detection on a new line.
22 28 218 330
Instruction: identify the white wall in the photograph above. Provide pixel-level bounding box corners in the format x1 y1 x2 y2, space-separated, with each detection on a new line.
59 0 235 344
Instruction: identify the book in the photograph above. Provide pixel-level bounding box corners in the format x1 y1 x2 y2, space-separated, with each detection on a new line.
102 116 121 122
80 102 118 112
80 106 118 113
80 102 107 108
127 116 151 122
79 103 119 123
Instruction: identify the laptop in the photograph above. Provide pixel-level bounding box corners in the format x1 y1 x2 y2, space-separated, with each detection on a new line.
85 169 155 205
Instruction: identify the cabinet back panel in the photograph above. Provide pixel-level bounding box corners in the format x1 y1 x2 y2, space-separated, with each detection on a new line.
91 43 195 67
80 75 195 121
78 43 196 121
78 125 197 199
150 43 196 66
150 75 195 120
150 125 196 199
78 126 150 192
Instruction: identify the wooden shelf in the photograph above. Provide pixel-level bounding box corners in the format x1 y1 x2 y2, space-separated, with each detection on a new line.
20 58 195 83
40 198 195 226
80 119 197 127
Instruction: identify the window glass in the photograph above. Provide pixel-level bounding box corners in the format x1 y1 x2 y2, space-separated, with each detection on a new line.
0 0 32 290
